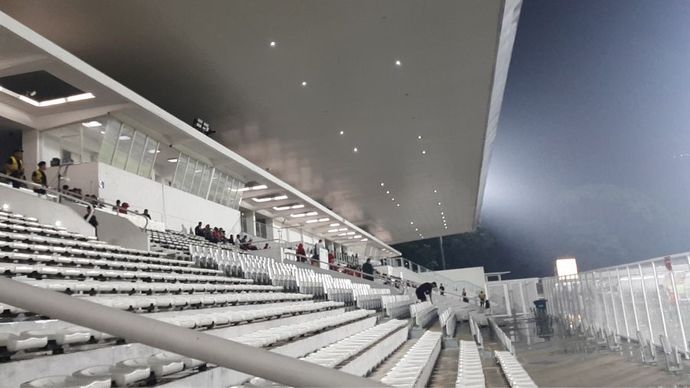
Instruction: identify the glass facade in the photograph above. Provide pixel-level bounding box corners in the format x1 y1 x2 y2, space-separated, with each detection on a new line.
40 116 243 210
172 153 243 209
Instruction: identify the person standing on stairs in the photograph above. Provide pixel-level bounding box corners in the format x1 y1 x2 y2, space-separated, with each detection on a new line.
478 290 486 307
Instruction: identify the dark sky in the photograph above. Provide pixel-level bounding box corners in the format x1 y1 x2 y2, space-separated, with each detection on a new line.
481 0 690 277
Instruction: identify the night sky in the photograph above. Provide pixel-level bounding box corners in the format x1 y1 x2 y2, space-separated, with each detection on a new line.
480 0 690 277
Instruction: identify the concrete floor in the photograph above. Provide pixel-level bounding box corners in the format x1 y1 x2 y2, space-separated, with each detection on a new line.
499 317 690 387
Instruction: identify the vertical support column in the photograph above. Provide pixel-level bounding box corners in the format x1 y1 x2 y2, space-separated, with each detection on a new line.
607 270 621 337
597 271 612 333
669 257 688 355
22 128 39 171
651 261 669 340
638 264 655 345
503 283 512 315
616 268 630 340
519 281 528 315
626 266 641 335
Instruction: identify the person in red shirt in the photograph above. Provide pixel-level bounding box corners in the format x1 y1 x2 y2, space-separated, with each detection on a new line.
296 243 306 262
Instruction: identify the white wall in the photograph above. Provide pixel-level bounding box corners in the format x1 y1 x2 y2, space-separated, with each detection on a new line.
0 185 95 237
434 267 486 289
45 162 100 196
97 163 165 220
161 184 241 234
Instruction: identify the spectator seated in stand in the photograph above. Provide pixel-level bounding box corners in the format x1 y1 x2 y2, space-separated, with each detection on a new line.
31 161 47 195
142 209 151 219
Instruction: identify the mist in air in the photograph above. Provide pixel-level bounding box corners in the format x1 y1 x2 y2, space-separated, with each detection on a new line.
480 0 690 278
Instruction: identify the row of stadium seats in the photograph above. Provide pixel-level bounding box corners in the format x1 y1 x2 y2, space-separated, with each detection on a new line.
380 330 443 387
410 301 437 328
494 350 538 388
456 340 485 388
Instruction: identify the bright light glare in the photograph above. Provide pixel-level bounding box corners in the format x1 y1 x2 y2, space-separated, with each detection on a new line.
556 257 579 277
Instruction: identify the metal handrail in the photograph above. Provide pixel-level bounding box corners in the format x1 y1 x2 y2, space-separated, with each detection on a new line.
0 171 150 230
0 171 95 221
0 276 385 387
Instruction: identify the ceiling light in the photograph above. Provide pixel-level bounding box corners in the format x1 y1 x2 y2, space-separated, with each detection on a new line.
40 97 67 107
353 147 358 153
306 217 330 224
66 93 95 102
438 202 442 206
434 189 438 193
252 194 288 203
410 221 414 225
391 198 395 201
99 130 106 135
167 158 178 163
380 182 385 187
417 135 422 140
329 223 340 227
147 149 160 154
396 203 400 207
118 135 131 141
55 220 62 227
328 229 339 233
441 211 444 215
82 121 102 128
291 211 318 218
237 184 268 192
1 203 8 211
273 204 304 211
194 169 202 173
415 228 418 231
339 130 344 135
269 41 276 47
445 226 448 229
395 60 402 66
421 150 427 155
301 81 308 87
386 190 390 194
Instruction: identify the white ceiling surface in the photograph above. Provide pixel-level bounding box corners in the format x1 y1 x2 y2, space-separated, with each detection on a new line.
0 0 521 245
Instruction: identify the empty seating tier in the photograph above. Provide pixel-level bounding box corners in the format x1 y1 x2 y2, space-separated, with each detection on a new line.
495 351 537 388
456 340 485 388
380 330 442 387
16 309 375 387
410 301 437 328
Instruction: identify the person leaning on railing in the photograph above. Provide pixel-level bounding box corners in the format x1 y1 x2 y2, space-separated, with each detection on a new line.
31 161 48 195
4 148 25 188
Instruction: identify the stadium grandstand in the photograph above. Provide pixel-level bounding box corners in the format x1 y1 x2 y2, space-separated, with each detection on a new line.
1 2 690 387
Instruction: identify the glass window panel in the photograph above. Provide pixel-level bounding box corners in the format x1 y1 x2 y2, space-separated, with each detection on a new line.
98 118 120 164
125 130 146 174
172 154 188 189
182 159 196 193
111 124 133 169
138 137 158 178
198 165 212 198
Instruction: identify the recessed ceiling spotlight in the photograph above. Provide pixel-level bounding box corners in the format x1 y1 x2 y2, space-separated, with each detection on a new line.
441 211 444 215
421 150 427 155
438 202 442 206
386 190 390 194
417 135 422 140
391 198 395 201
167 158 178 163
339 130 344 135
396 203 400 207
415 228 418 231
301 81 308 87
118 135 131 141
410 221 414 225
395 59 402 66
433 189 437 193
269 41 276 47
380 182 385 187
353 147 358 153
